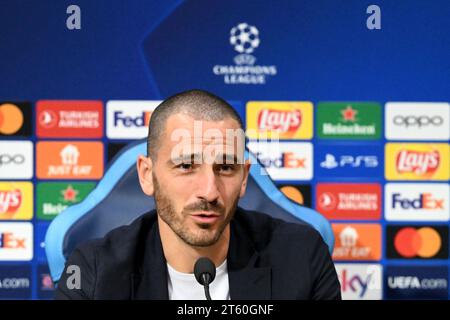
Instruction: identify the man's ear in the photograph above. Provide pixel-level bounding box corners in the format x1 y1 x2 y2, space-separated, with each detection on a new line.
137 155 154 196
239 159 251 198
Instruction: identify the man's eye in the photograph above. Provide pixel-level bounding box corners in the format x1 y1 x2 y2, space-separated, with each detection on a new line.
218 164 235 172
177 163 193 171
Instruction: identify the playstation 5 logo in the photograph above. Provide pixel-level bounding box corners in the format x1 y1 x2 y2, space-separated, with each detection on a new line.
320 154 379 169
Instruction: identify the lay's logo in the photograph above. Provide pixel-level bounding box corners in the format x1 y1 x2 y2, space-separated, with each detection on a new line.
0 190 21 214
0 182 33 220
386 144 449 180
246 102 313 139
257 109 301 133
396 150 439 176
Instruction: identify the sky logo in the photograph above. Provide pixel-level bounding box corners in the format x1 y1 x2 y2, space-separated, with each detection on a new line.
335 264 382 300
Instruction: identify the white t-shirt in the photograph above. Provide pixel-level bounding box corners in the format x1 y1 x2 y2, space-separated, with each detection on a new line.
167 259 230 300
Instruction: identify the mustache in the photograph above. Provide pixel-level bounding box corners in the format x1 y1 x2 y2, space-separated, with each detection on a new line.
183 201 225 214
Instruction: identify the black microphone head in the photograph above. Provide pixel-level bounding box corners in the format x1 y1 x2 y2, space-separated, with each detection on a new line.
194 257 216 285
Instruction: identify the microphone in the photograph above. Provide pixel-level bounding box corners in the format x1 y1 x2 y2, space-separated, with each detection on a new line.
194 257 216 300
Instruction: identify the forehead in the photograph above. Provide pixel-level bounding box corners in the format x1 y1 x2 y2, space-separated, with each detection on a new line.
164 113 242 142
157 113 245 161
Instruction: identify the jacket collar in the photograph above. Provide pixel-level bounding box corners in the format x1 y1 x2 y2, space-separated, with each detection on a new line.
227 208 272 300
131 208 271 300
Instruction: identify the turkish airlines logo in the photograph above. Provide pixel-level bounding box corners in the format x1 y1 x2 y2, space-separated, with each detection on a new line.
38 110 58 128
257 109 301 133
36 100 103 138
387 226 448 259
316 184 381 220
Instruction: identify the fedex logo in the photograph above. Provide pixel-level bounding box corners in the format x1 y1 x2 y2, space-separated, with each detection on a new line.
107 100 161 139
0 232 25 248
0 223 33 261
392 193 444 210
335 264 382 300
385 184 449 221
247 142 313 180
113 111 152 128
256 152 305 169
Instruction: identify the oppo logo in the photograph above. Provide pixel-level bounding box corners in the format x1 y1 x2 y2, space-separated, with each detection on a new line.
393 115 443 128
0 154 25 166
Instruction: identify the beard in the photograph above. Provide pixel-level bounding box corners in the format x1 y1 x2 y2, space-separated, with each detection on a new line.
153 174 238 247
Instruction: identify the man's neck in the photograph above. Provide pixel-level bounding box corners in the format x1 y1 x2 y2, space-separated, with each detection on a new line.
158 216 230 273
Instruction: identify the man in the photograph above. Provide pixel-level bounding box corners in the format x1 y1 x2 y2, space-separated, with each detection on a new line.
55 89 341 300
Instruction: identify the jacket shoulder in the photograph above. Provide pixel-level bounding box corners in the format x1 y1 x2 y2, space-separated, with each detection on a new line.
73 211 157 266
235 208 324 249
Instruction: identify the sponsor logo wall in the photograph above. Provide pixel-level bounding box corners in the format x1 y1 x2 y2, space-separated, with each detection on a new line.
0 100 448 299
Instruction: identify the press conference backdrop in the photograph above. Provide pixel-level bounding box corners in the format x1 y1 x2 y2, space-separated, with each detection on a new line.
0 0 449 300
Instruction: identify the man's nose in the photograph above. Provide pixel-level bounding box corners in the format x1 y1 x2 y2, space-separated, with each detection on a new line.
195 166 220 203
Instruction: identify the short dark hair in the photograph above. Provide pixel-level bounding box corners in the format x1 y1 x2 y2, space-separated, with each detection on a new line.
147 89 244 160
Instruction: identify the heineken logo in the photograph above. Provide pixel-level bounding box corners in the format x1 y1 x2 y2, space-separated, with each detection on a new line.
341 106 358 122
317 102 381 139
37 182 95 220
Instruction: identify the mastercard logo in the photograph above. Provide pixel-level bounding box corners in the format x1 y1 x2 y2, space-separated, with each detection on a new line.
280 186 305 204
0 104 24 135
278 185 311 207
394 227 442 258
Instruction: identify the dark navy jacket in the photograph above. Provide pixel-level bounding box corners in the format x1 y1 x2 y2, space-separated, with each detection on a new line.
55 207 341 300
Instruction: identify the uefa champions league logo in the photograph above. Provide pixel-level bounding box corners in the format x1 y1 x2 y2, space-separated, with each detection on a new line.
230 23 260 54
230 23 260 65
212 22 277 84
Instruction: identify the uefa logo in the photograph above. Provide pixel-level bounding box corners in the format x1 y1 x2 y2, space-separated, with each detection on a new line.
213 23 277 84
230 23 260 55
